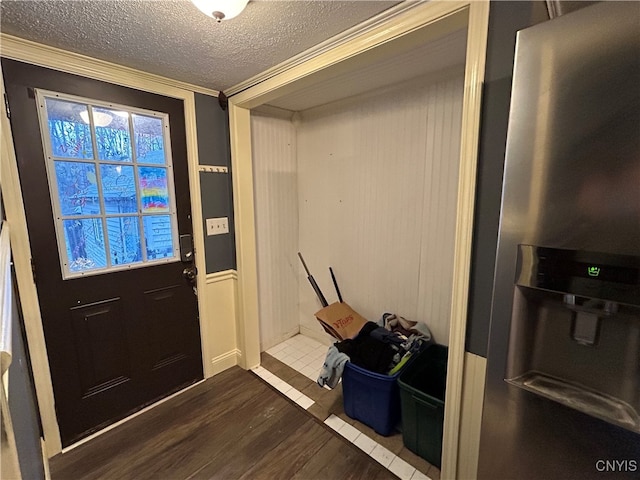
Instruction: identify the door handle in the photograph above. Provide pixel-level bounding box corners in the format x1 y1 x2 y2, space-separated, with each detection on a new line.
183 265 198 285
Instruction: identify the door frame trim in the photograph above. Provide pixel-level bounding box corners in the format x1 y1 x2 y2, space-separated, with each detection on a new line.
1 34 215 457
227 2 489 478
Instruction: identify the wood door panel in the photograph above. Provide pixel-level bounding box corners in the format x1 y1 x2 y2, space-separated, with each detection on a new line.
70 298 132 398
141 284 202 401
2 58 203 446
145 285 191 369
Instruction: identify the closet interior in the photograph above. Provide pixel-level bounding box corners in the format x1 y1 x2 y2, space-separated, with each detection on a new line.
252 25 468 353
246 9 472 477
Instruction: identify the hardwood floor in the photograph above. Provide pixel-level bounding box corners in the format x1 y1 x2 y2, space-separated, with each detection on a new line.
259 352 438 480
50 367 397 480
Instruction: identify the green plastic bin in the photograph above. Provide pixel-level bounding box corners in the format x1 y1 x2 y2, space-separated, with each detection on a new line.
398 344 448 468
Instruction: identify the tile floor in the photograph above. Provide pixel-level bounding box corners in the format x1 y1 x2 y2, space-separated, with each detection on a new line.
252 334 438 480
265 334 328 382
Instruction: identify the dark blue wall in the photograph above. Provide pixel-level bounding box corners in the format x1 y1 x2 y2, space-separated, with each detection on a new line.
194 93 236 274
465 1 549 357
8 281 45 479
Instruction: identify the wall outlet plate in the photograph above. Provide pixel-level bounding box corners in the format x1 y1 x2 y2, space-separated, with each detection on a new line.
206 217 229 236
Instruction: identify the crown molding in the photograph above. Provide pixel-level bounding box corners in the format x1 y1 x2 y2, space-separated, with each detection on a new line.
224 1 424 97
0 34 220 98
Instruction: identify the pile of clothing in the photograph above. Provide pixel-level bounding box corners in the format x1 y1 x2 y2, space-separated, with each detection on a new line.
317 313 433 389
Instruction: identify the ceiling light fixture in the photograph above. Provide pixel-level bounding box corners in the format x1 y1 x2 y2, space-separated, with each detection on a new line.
191 0 249 22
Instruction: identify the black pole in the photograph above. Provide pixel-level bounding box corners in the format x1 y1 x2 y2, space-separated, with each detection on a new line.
298 252 328 307
329 267 343 303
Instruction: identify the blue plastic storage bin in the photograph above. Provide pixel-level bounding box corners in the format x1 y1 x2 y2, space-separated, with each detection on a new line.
342 361 403 436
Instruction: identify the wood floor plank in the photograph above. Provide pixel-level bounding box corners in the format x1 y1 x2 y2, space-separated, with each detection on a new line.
50 367 398 480
237 414 394 480
236 418 335 480
189 406 312 479
290 434 396 480
263 352 437 478
112 388 288 480
51 370 269 479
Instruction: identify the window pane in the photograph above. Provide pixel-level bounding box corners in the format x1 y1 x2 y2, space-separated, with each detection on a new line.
138 167 170 213
107 216 142 266
133 114 166 165
63 218 107 272
95 108 132 162
55 161 101 216
38 92 183 278
100 164 137 214
44 98 93 159
143 215 174 260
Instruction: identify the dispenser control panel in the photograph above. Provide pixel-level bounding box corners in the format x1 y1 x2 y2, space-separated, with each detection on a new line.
515 245 640 305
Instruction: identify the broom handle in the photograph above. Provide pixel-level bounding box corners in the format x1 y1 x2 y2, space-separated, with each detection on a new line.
329 267 343 303
298 252 328 307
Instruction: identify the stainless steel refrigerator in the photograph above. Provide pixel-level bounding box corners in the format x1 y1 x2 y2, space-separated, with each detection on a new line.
477 2 640 479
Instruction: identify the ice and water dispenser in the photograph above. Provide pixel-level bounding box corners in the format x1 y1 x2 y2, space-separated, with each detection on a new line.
505 244 640 433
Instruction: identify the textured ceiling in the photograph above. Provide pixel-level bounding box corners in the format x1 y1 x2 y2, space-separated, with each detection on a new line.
0 0 400 92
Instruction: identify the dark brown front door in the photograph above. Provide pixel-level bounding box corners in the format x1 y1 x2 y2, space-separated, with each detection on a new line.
2 59 203 447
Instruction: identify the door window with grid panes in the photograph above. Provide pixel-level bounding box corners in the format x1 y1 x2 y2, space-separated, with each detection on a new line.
35 90 180 278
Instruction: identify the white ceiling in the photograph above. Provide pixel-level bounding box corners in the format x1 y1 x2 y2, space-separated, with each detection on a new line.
0 0 401 93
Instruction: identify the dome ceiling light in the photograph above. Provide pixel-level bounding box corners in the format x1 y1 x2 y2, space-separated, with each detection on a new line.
191 0 250 22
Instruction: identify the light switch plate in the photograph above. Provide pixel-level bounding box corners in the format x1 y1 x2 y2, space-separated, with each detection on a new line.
206 217 229 236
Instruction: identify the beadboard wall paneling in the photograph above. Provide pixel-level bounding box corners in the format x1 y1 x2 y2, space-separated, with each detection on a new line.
415 77 465 345
250 114 300 351
297 75 464 345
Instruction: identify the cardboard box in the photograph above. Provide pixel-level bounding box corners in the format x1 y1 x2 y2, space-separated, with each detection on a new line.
314 302 368 341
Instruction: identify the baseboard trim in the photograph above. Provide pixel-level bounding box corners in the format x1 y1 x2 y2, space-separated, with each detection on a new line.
299 325 333 347
210 349 240 375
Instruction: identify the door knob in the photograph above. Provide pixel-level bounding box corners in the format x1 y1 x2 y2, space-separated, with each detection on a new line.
183 265 197 285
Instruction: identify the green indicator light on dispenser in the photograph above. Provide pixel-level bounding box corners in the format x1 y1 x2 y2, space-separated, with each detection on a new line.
587 266 600 277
